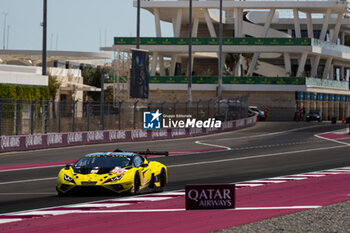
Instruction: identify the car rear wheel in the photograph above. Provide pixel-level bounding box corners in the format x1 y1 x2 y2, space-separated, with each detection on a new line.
159 169 167 191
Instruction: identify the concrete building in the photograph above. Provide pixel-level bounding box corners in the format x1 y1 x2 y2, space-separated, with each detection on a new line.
105 0 350 120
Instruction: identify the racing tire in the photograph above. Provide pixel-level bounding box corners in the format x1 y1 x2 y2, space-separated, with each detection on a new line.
56 187 66 197
133 173 141 195
149 174 155 189
159 169 167 192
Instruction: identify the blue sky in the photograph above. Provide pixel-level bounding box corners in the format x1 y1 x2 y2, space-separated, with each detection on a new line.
0 0 173 52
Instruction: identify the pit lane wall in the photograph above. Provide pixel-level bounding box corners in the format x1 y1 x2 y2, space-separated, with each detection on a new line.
0 116 256 153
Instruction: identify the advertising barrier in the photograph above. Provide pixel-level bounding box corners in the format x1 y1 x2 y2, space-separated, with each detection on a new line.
0 116 256 153
114 37 311 46
149 76 306 85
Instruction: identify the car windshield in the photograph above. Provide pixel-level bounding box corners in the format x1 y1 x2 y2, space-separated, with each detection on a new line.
73 156 131 174
309 111 320 114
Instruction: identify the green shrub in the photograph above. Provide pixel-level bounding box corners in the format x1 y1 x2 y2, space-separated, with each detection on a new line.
0 84 49 101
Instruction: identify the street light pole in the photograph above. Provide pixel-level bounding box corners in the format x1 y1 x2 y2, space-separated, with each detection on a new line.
218 0 223 99
2 11 8 50
42 0 47 75
188 0 192 103
100 74 105 130
136 0 140 49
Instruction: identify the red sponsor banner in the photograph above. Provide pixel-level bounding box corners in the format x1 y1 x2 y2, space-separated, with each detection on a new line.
185 184 235 210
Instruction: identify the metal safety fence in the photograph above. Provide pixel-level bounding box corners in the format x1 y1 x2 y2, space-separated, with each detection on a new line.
0 96 248 136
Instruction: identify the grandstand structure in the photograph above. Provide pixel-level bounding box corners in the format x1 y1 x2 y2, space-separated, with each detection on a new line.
106 0 350 120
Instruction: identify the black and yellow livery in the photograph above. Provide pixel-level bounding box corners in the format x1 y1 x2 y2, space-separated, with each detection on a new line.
56 151 168 196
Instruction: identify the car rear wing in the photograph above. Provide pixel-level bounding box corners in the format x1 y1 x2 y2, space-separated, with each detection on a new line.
114 148 169 157
134 150 169 157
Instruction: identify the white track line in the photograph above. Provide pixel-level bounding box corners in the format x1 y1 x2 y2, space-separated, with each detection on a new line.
167 144 348 168
195 124 324 150
67 203 129 208
194 141 231 150
288 174 325 177
315 130 350 146
235 206 321 210
309 172 344 175
240 180 285 183
0 190 185 218
0 177 56 185
218 124 327 141
0 165 66 173
21 206 321 214
114 197 172 201
0 219 22 224
235 184 263 187
327 169 350 172
267 177 307 180
152 192 185 195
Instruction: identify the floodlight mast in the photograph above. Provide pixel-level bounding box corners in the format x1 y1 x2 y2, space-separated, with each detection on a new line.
218 0 223 99
188 0 193 103
136 0 140 49
42 0 47 75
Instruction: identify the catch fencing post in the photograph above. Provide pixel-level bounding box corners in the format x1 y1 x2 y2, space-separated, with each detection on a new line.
174 101 178 120
58 101 62 133
185 100 190 116
43 100 48 134
87 102 91 131
207 99 212 118
133 100 139 129
15 99 20 135
0 99 2 136
161 101 165 114
107 101 111 130
118 101 123 130
217 98 221 118
30 100 36 134
72 100 78 132
196 100 201 119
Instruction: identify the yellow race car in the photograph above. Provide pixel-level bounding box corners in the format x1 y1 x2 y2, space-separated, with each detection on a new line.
56 150 168 196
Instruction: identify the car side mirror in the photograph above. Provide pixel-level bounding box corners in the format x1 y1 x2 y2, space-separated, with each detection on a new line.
65 164 71 170
140 163 148 168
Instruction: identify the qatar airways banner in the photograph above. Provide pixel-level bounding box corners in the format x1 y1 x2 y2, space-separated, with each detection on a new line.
185 184 235 210
0 116 256 153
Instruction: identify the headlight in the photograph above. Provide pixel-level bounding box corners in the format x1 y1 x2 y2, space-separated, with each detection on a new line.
104 175 124 183
316 116 320 118
64 174 75 184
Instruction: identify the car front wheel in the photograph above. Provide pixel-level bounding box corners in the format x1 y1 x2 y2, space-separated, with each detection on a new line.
133 173 141 195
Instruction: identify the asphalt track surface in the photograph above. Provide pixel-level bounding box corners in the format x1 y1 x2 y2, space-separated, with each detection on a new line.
1 121 350 216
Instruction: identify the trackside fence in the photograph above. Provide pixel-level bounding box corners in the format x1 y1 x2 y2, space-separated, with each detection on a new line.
0 97 249 136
